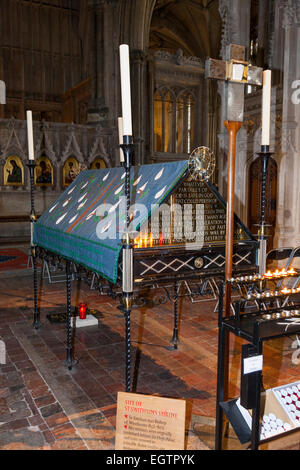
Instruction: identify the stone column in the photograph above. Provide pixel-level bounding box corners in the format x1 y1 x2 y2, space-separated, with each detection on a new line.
217 0 251 215
130 49 148 165
117 0 156 165
273 0 300 249
87 0 119 127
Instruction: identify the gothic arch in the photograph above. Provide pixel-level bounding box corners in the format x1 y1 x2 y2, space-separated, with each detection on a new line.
35 124 56 163
118 0 156 50
88 135 111 168
1 144 26 163
1 118 27 161
61 132 84 166
155 86 176 102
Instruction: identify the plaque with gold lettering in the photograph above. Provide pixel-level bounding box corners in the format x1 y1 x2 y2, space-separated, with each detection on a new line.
135 176 250 248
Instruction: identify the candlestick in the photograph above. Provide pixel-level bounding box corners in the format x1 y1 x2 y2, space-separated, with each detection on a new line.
261 70 272 147
64 260 78 370
119 44 132 136
26 110 35 160
27 159 39 329
256 141 274 274
118 117 125 164
120 134 134 393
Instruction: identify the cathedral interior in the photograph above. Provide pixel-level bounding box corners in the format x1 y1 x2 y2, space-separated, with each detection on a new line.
0 0 300 453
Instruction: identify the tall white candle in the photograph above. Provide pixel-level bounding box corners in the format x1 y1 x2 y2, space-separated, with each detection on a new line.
119 44 132 136
261 70 272 147
118 117 125 163
26 110 35 160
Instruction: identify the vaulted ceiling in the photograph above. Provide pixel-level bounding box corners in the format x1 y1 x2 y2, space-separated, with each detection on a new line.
149 0 221 59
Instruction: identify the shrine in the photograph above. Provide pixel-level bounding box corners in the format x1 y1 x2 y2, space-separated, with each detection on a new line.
0 0 300 455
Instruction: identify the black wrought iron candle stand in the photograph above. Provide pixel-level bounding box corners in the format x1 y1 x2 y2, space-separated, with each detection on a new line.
120 135 134 393
257 145 273 273
64 259 77 370
168 280 180 351
27 160 40 329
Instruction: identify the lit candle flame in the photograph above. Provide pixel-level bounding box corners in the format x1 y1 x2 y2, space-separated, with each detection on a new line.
135 233 155 248
264 270 273 278
150 233 153 247
281 287 290 294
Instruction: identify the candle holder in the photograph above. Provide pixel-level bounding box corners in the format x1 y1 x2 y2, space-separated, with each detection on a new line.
64 260 78 370
27 160 40 329
120 135 134 393
79 303 87 320
120 135 134 217
257 145 273 274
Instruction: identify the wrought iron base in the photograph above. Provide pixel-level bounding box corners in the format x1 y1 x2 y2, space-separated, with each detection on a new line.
125 308 131 393
257 145 274 274
167 332 180 351
166 282 180 351
63 356 78 371
64 260 77 370
27 161 41 329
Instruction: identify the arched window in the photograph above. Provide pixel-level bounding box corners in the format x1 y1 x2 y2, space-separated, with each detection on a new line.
176 91 195 154
154 87 175 153
154 87 195 155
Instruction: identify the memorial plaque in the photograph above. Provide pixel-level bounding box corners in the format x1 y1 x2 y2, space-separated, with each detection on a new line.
115 392 186 450
139 177 248 246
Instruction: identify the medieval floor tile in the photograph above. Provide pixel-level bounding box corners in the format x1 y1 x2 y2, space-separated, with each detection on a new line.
0 268 299 450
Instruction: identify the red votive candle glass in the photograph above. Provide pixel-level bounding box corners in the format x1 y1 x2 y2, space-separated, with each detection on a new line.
79 303 87 320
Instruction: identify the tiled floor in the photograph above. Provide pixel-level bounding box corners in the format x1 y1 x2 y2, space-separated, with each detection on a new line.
0 251 300 450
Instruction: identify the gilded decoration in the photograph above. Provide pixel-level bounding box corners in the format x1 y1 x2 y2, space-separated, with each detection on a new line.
62 157 80 187
3 156 24 186
34 156 53 187
90 158 107 169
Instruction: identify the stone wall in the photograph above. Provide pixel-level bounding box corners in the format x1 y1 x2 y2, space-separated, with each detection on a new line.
0 118 117 241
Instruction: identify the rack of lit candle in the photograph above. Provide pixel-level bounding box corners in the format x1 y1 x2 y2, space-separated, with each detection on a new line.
134 233 155 248
243 286 300 301
263 267 298 279
134 232 184 248
229 267 299 285
260 309 300 321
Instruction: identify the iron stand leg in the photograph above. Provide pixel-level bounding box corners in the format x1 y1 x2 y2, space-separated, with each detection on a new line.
250 340 263 450
257 147 272 273
215 323 227 450
32 247 40 329
120 135 134 393
168 281 180 350
27 160 40 329
125 307 131 392
64 260 77 370
215 282 229 450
